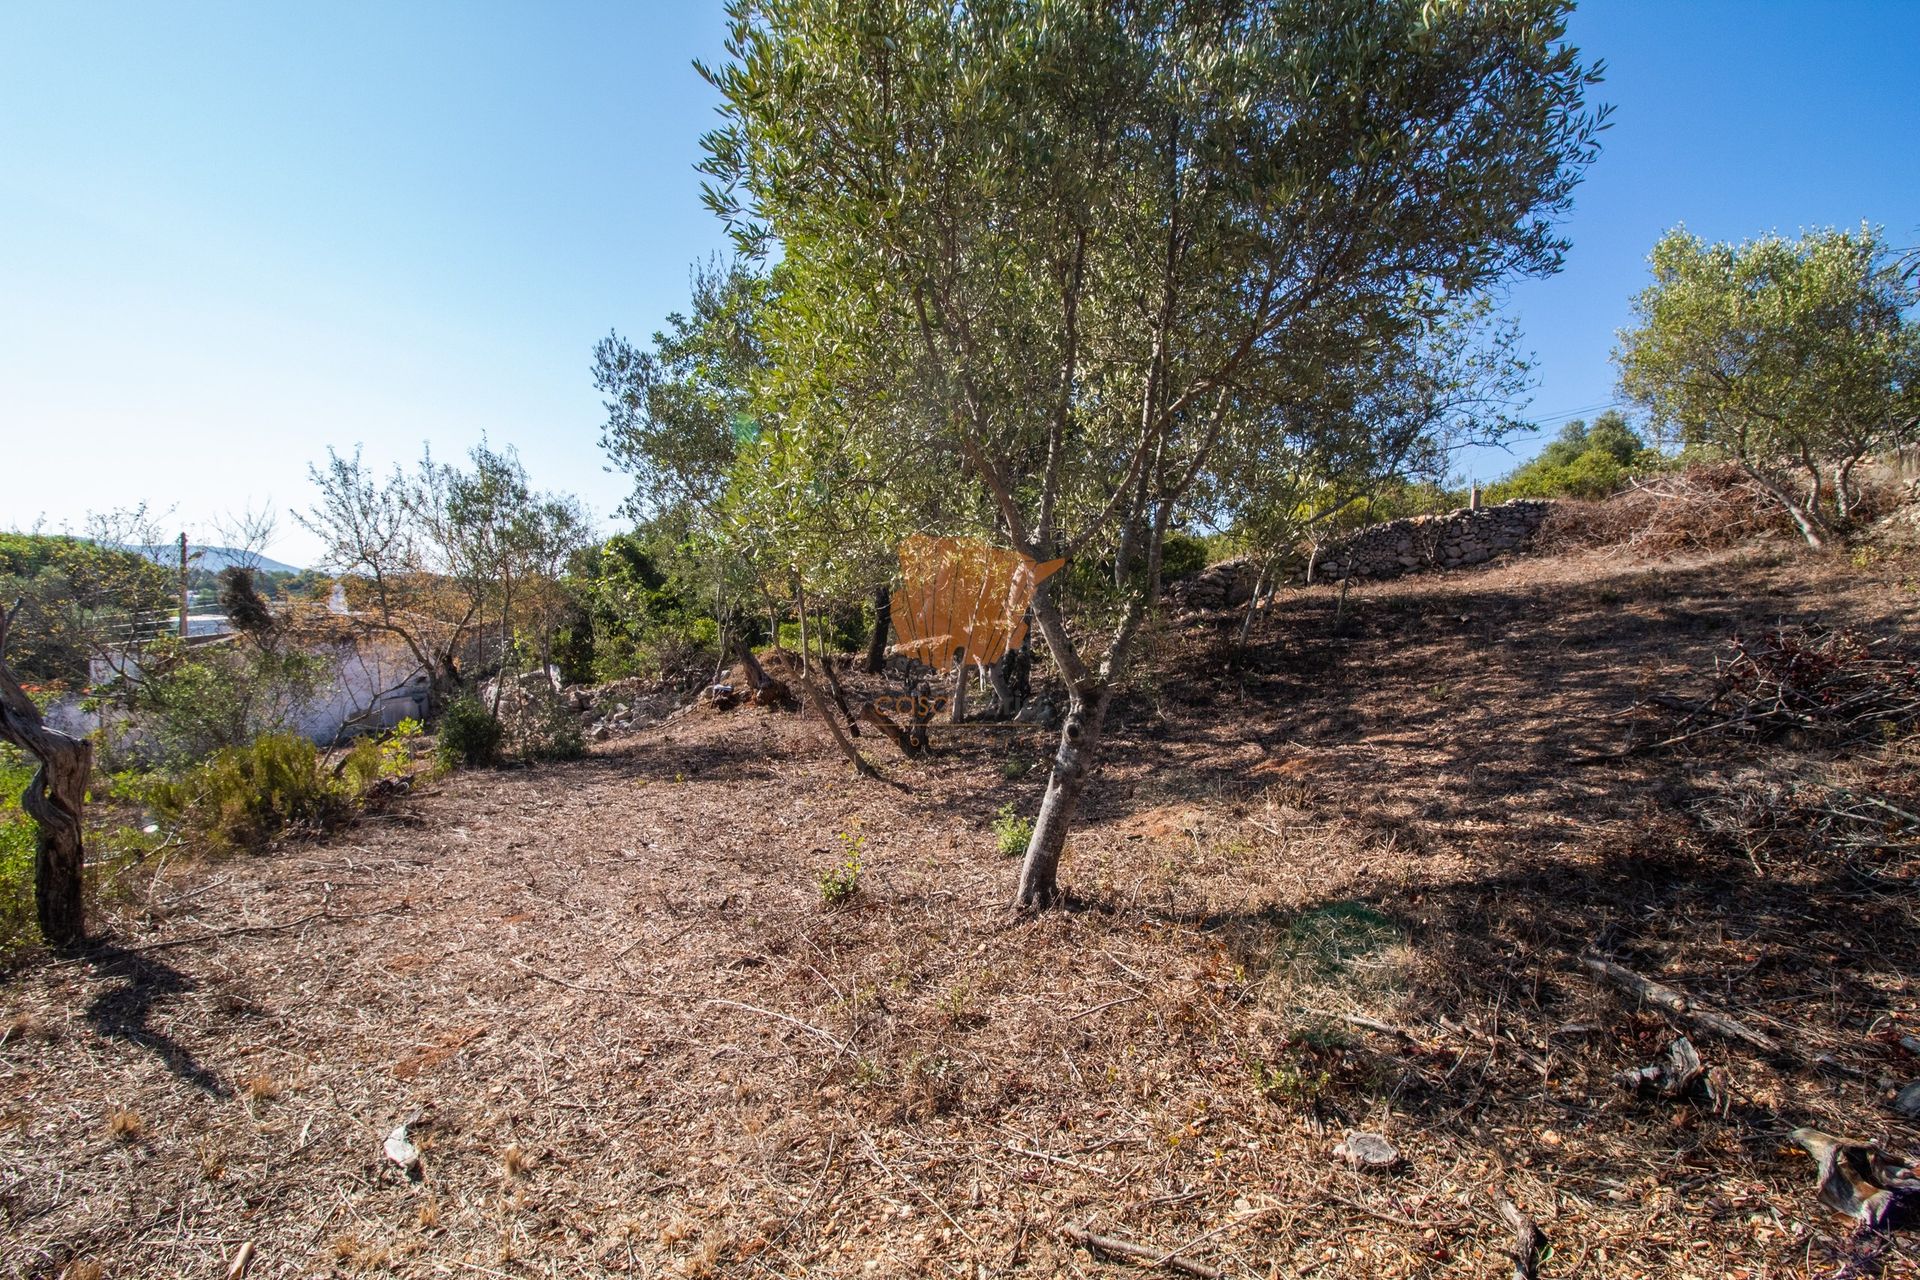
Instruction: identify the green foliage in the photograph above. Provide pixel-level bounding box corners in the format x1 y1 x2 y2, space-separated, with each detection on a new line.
1251 1056 1332 1106
1489 410 1665 501
505 688 586 762
436 697 505 769
1495 414 1648 498
1617 224 1920 540
146 734 350 853
992 804 1034 859
0 532 174 685
117 643 328 769
0 746 38 955
341 720 419 793
563 530 729 684
818 830 864 906
1158 533 1209 583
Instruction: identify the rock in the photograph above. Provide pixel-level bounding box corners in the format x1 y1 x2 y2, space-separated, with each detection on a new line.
1333 1131 1399 1172
1892 1081 1920 1119
384 1123 422 1182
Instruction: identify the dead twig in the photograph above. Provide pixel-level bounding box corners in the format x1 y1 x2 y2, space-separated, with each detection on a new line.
703 998 851 1054
1061 1223 1224 1280
1497 1196 1543 1280
1580 955 1779 1051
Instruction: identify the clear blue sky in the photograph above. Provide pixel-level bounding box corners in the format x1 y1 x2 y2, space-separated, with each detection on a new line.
2 2 1915 565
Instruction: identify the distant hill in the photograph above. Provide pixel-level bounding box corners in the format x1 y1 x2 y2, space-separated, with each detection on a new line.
120 544 305 575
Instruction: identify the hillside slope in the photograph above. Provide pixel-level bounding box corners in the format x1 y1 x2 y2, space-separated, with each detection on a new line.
3 545 1916 1279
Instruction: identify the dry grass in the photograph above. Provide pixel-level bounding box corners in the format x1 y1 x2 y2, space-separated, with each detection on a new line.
1 543 1917 1278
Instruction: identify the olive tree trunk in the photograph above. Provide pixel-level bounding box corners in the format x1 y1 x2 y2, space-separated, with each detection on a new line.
1013 684 1111 909
864 586 891 673
0 605 90 946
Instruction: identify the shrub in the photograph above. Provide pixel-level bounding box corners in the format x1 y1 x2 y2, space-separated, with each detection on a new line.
147 734 350 852
992 803 1034 858
0 746 37 952
341 720 420 792
1159 532 1210 581
436 697 504 768
819 831 863 906
504 688 585 762
112 643 328 769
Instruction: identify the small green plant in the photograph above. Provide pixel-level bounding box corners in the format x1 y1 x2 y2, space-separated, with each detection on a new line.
1000 752 1033 781
146 734 350 852
992 803 1033 858
436 697 504 769
819 830 864 906
1251 1057 1332 1105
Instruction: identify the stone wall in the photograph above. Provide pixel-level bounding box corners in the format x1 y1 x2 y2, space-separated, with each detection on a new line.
1311 499 1551 581
1164 557 1263 613
1163 499 1554 611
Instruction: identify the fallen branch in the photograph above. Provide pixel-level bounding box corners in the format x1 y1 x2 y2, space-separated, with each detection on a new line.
1304 1008 1414 1040
1581 955 1779 1052
1496 1196 1543 1280
793 668 882 780
1061 1224 1224 1280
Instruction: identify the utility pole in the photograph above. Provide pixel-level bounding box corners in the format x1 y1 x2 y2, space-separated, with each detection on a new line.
177 532 190 640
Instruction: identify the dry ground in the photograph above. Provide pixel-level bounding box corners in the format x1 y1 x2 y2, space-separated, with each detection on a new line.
3 542 1918 1279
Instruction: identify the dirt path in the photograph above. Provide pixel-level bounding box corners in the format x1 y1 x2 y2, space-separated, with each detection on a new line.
3 546 1917 1278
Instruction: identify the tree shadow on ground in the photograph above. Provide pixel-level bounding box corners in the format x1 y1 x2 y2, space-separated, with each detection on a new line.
1094 553 1907 849
81 944 230 1097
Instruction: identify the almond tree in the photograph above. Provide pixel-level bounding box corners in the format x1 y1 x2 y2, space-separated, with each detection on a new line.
699 0 1604 907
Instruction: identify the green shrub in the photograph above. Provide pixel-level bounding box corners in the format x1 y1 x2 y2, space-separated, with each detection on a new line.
0 746 37 952
819 831 863 906
1159 532 1210 581
436 697 504 768
115 642 329 769
341 720 419 792
507 690 585 762
147 734 350 852
1487 410 1667 502
992 803 1034 858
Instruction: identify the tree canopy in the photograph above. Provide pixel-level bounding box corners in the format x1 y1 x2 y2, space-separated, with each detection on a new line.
688 0 1604 905
1616 224 1920 545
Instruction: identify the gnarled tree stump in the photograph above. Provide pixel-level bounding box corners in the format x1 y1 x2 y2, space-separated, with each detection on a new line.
0 603 90 946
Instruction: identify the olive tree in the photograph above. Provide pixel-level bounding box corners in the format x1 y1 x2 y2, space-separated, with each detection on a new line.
1617 225 1920 546
699 0 1604 907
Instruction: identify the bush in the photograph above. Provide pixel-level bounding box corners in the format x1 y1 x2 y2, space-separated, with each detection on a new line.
0 746 37 952
992 803 1034 858
146 734 350 852
1488 411 1666 503
111 642 328 769
437 697 504 768
819 831 863 906
1159 532 1210 581
505 688 585 762
341 718 421 792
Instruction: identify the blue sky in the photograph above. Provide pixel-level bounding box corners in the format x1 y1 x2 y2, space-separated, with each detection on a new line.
2 1 1915 565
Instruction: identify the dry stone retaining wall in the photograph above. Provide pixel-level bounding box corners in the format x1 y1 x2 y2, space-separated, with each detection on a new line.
1164 499 1554 611
1314 499 1551 581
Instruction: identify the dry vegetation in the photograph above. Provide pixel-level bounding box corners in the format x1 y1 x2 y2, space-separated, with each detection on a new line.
2 540 1918 1279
